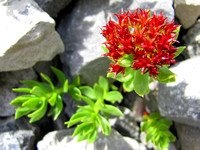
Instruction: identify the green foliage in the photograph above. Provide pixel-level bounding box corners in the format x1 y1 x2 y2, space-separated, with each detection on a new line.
10 67 68 123
141 112 176 150
107 68 150 96
65 76 123 143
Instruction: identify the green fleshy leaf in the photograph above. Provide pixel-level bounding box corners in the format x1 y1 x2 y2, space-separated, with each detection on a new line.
98 76 109 92
15 106 33 119
104 91 123 103
52 95 63 120
133 69 150 97
145 127 157 142
174 26 180 40
12 88 31 93
76 94 95 107
94 83 104 101
66 111 92 127
48 92 58 106
79 86 96 99
173 46 185 58
110 84 118 91
88 129 98 143
72 122 88 137
68 85 82 101
63 80 68 93
107 68 134 82
40 73 55 90
10 95 34 106
51 66 66 85
102 46 109 53
117 54 133 67
149 112 161 121
157 66 176 83
72 76 80 87
123 76 135 92
31 86 48 97
22 97 41 109
28 98 47 123
97 115 111 135
99 104 124 117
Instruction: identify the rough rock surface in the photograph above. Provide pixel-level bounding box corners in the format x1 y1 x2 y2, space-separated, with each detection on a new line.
37 128 146 150
0 68 37 117
157 57 200 127
0 130 35 150
34 0 72 18
175 123 200 150
110 107 140 140
0 0 64 71
183 20 200 58
58 0 174 85
174 0 200 29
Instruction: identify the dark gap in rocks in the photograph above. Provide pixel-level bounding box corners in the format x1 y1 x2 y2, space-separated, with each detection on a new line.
55 0 79 29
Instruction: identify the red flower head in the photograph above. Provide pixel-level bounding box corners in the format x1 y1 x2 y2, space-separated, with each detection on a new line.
101 9 180 78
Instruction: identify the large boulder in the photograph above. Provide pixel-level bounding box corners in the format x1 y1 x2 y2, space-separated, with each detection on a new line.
58 0 174 85
183 20 200 58
0 130 35 150
156 57 200 127
37 128 146 150
0 0 64 72
175 123 200 150
174 0 200 29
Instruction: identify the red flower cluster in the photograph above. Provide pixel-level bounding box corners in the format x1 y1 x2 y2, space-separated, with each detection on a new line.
101 9 180 78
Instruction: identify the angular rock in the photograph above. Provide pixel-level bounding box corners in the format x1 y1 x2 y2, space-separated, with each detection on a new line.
0 68 37 117
175 123 200 150
183 20 200 58
174 0 200 29
110 107 140 140
0 130 35 150
0 0 64 71
37 128 146 150
58 0 174 85
156 57 200 127
34 0 72 18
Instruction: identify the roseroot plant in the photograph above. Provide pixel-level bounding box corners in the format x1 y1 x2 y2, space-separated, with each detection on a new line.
65 76 123 143
10 67 124 143
10 67 68 123
101 8 183 149
101 8 185 96
141 112 176 149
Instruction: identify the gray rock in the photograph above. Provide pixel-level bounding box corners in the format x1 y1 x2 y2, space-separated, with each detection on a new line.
0 68 37 117
34 0 72 18
0 130 35 150
183 20 200 58
58 0 174 85
0 0 64 71
37 128 146 150
174 0 200 29
156 57 200 127
175 123 200 150
110 107 140 140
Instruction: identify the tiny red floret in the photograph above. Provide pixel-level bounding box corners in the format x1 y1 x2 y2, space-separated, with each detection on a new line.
101 9 180 78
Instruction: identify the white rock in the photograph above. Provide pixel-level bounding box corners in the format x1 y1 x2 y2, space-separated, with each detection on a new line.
0 0 64 71
37 128 146 150
174 0 200 29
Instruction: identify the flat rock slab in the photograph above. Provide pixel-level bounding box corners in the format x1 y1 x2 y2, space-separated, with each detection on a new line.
157 56 200 127
0 0 64 71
